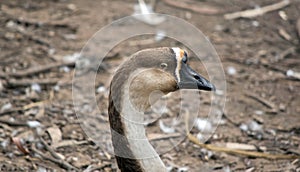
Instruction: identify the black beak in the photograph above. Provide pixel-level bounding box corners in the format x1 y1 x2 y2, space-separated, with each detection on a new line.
178 64 215 91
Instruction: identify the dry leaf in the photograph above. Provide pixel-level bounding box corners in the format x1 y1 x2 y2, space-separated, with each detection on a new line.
11 137 29 154
46 126 62 147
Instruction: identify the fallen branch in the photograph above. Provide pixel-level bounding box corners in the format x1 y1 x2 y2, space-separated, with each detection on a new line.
225 142 267 151
53 140 89 149
23 102 46 110
261 63 286 74
31 145 79 171
6 78 60 87
12 27 51 47
224 0 290 20
0 51 22 66
0 118 28 127
277 46 296 61
0 107 23 117
2 5 77 32
163 0 222 15
39 137 63 160
222 112 240 126
148 133 181 141
8 61 75 78
84 164 112 172
187 133 300 159
185 110 299 159
244 91 276 110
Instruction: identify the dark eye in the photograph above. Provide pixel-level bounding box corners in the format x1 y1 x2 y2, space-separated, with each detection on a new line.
182 51 188 63
160 63 168 69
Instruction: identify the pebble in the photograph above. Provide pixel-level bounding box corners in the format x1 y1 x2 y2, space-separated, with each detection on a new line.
286 69 294 76
195 118 212 133
67 4 77 11
185 12 192 19
31 83 41 93
252 20 259 27
63 52 81 63
239 123 248 131
27 121 41 128
254 110 264 115
248 120 262 132
96 86 106 93
37 166 47 172
215 89 224 96
279 103 286 111
227 66 237 75
1 103 12 112
60 66 70 73
53 85 60 92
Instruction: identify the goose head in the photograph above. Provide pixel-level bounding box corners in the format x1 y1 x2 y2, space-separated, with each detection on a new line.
111 47 215 111
108 47 215 172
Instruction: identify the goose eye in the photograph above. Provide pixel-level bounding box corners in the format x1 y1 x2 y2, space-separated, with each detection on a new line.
160 63 168 69
182 52 188 63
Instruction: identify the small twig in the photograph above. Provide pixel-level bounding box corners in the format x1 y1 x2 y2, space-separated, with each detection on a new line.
84 164 112 172
278 27 292 41
244 91 276 110
0 118 28 127
224 57 246 65
23 102 46 110
0 108 23 117
163 0 222 15
297 18 300 39
6 78 60 87
277 46 296 61
187 133 300 159
0 51 22 66
261 63 286 74
222 112 240 126
8 61 75 78
1 5 77 32
53 140 89 149
185 111 299 159
39 137 62 160
224 0 291 20
17 29 51 47
31 145 79 171
148 133 181 141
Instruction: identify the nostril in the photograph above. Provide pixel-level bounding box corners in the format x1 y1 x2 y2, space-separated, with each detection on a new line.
194 75 200 80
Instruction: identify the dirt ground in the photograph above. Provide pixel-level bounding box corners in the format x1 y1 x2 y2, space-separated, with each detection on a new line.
0 0 300 171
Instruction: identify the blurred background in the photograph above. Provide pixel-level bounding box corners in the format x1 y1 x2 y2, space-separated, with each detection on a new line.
0 0 299 171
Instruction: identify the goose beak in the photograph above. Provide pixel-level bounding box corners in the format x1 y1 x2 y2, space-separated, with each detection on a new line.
178 64 215 91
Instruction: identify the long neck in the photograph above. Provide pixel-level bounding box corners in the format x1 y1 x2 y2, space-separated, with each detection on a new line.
109 69 167 172
121 93 166 171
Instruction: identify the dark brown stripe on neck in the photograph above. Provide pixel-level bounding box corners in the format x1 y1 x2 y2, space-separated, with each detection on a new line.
108 91 143 172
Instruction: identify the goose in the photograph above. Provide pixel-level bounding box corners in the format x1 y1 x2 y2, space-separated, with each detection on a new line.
108 47 215 172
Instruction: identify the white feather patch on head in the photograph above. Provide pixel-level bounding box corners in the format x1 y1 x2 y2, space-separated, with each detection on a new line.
171 47 183 82
171 47 181 61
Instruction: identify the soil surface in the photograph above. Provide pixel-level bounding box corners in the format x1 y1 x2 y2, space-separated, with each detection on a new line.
0 0 299 171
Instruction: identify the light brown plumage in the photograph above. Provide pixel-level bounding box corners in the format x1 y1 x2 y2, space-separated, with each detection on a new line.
108 47 214 172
